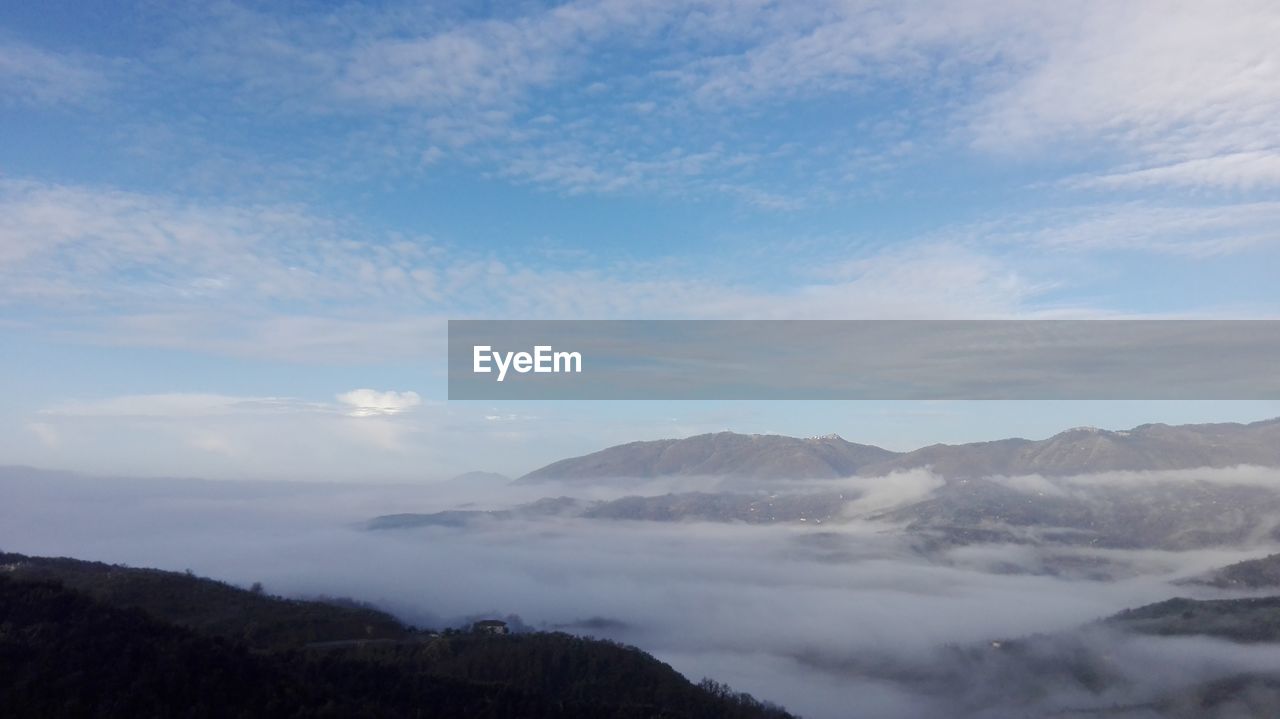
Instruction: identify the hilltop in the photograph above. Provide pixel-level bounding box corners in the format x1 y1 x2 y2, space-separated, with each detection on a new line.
517 419 1280 484
0 552 793 718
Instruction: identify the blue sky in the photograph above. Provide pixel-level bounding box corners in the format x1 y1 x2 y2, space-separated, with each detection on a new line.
2 1 1279 480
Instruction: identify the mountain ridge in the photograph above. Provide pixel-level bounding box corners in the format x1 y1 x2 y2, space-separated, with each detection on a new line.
517 418 1280 484
0 552 794 719
517 431 898 483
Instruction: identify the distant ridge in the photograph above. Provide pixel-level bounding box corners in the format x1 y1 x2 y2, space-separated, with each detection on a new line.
516 431 899 483
447 471 511 486
517 419 1280 484
856 418 1280 479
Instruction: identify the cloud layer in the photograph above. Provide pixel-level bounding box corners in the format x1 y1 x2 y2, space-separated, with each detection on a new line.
6 467 1280 718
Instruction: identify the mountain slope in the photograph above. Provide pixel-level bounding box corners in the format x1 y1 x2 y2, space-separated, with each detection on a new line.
518 419 1280 485
1106 596 1280 643
367 491 851 529
0 555 794 718
0 551 406 649
858 419 1280 479
1186 553 1280 589
876 476 1280 550
518 431 899 483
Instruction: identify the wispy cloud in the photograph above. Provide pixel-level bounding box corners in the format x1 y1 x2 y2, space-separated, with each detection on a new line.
19 1 1270 203
683 1 1040 105
1073 153 1280 193
10 173 1280 365
0 41 111 106
970 1 1280 190
948 202 1280 258
0 177 1072 360
25 390 433 477
0 178 436 307
43 393 324 418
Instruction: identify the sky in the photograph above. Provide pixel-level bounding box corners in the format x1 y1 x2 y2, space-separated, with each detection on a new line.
2 0 1279 480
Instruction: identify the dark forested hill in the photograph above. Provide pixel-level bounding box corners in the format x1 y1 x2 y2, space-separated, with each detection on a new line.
0 552 406 649
0 555 793 719
1105 595 1280 643
1186 553 1280 590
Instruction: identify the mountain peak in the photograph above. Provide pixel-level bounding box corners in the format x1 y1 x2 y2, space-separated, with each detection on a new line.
517 418 1280 486
517 431 897 484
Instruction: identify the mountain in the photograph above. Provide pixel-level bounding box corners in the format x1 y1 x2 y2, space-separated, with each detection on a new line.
945 595 1280 716
368 491 850 529
1106 595 1280 643
1186 553 1280 589
858 419 1280 479
370 478 1280 551
517 420 1280 485
517 432 900 483
794 594 1280 718
0 551 407 649
372 419 1280 551
448 470 512 486
875 475 1280 550
0 553 793 719
368 496 587 530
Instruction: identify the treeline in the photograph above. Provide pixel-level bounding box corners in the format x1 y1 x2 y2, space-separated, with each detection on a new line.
0 554 794 718
0 552 406 649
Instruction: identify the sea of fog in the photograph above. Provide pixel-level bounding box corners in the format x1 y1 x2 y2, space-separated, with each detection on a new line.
3 469 1278 719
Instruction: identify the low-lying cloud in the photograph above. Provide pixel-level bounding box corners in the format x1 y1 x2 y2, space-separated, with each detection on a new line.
4 467 1280 718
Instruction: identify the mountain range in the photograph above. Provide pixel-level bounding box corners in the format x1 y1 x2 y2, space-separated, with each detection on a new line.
379 419 1280 553
517 432 896 483
515 419 1280 484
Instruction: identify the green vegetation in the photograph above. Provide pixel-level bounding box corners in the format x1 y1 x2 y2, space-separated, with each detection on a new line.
1106 596 1280 643
0 552 406 649
0 553 793 718
1190 553 1280 589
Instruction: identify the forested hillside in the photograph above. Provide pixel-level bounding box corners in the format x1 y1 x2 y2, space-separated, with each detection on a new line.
0 555 792 719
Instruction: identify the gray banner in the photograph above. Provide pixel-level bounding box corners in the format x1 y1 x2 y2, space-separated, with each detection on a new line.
447 320 1280 400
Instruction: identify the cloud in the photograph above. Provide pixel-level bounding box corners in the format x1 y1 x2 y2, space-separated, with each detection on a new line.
684 1 1037 105
939 201 1280 258
0 177 1077 362
0 41 110 106
187 430 239 457
970 1 1280 190
18 1 1270 206
0 178 434 305
70 312 447 364
8 467 1280 718
16 391 450 481
1075 152 1280 192
335 389 422 417
43 393 317 418
26 422 58 448
7 174 1280 370
41 389 426 422
111 2 963 204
